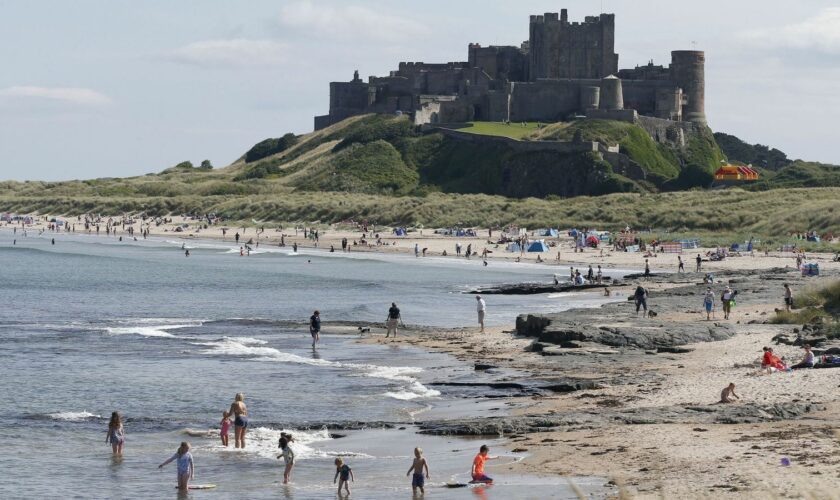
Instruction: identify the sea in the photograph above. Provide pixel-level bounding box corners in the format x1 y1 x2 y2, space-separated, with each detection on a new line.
0 229 616 499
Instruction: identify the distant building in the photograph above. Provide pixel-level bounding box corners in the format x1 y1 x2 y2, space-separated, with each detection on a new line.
314 9 705 130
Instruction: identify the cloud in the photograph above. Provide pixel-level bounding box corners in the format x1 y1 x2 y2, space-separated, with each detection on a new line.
0 86 111 105
168 39 289 67
740 7 840 54
278 1 427 43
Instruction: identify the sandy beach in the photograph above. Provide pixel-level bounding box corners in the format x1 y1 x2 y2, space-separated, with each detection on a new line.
12 214 840 275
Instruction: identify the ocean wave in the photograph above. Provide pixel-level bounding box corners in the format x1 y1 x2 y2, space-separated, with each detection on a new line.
105 325 194 338
196 337 440 401
197 426 372 461
44 411 102 422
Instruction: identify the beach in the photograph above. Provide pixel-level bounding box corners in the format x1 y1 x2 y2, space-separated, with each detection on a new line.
4 217 840 498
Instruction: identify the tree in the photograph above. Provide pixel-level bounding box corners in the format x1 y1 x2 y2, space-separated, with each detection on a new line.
199 160 213 170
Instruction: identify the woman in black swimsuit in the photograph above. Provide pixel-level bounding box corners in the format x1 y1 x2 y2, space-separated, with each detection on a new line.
229 393 248 449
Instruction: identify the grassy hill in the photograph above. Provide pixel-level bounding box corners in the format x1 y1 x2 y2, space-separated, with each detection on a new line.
1 114 839 240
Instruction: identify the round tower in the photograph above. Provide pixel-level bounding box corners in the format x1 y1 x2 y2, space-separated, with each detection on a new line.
670 50 706 124
599 75 623 110
580 86 600 111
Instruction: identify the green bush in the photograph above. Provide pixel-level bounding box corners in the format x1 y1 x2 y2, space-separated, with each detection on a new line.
334 116 416 150
245 133 298 163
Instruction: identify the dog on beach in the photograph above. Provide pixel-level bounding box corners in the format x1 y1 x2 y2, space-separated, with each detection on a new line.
647 310 658 318
357 326 370 335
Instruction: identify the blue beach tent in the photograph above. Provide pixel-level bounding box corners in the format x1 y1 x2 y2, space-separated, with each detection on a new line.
527 240 550 252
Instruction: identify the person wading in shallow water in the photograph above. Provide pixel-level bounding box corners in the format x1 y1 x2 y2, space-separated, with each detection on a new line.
228 393 248 449
309 310 321 348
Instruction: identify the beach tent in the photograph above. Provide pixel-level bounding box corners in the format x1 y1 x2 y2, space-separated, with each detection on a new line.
585 235 600 248
393 227 407 236
569 229 579 238
714 164 759 181
538 228 559 237
455 229 467 237
506 242 522 253
678 239 700 249
801 263 820 276
660 242 683 254
527 240 550 252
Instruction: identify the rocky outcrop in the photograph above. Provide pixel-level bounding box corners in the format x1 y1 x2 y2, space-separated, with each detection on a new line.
417 402 824 436
517 316 736 349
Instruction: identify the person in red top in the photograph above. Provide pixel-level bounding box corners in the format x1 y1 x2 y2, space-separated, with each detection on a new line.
761 347 787 371
471 444 496 483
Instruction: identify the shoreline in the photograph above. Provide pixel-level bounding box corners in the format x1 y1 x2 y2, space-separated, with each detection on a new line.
5 215 840 275
7 217 840 497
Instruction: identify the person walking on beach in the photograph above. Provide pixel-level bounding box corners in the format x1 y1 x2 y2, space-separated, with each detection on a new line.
406 447 430 495
310 310 321 348
703 287 716 320
229 393 248 449
334 458 354 496
105 411 125 456
644 259 651 278
476 295 486 333
783 284 793 313
235 232 240 244
634 285 648 317
414 243 420 257
466 244 472 259
385 302 401 340
721 286 735 320
695 254 702 272
158 442 194 490
678 256 685 273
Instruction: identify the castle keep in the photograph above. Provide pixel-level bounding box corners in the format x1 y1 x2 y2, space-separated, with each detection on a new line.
314 9 705 130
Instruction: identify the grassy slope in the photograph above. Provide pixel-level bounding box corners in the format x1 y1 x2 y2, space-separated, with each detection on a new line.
458 122 542 140
1 115 838 239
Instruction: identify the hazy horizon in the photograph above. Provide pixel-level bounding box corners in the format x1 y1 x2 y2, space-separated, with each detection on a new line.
1 0 838 181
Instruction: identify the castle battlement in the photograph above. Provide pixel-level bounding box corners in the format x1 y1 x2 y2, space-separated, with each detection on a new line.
315 9 705 130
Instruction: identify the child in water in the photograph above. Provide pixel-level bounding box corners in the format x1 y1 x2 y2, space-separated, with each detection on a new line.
471 444 496 483
220 411 231 447
277 433 295 484
333 457 354 496
405 447 430 495
159 442 194 490
105 411 125 456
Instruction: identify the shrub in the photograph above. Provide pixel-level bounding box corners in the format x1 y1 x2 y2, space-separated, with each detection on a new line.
245 133 298 163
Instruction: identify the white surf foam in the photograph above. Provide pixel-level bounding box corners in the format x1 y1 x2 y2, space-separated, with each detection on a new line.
47 411 101 421
196 337 440 401
200 426 372 461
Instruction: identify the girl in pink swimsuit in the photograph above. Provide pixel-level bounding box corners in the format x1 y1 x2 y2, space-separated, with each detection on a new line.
220 411 231 447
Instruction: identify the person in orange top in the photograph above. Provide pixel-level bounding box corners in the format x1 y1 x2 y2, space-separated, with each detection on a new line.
761 347 787 371
471 444 496 483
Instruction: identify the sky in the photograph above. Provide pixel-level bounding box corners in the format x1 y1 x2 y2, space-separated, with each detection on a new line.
1 0 838 181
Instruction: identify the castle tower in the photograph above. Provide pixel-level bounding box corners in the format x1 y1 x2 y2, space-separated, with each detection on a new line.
670 51 706 123
599 75 623 110
528 11 618 81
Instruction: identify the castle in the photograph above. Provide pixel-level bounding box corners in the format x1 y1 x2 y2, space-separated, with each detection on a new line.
314 9 705 130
